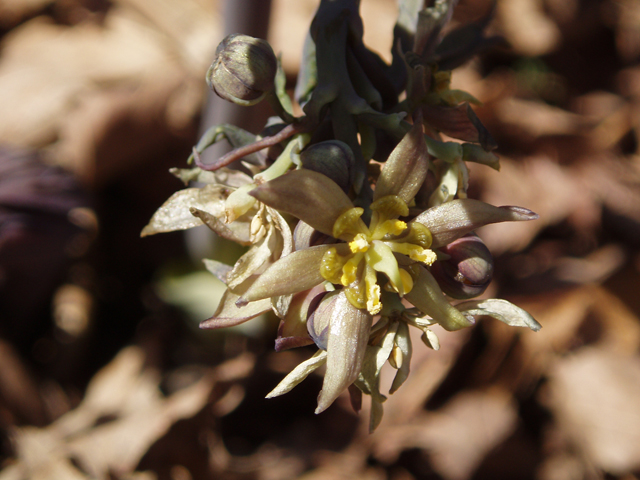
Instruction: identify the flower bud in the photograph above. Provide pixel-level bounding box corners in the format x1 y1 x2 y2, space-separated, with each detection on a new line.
430 234 494 299
206 34 277 106
293 220 333 250
300 140 354 193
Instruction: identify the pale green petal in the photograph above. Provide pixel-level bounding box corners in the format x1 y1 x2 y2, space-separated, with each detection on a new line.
226 223 279 290
456 298 542 331
250 169 354 238
424 136 463 163
190 207 251 245
316 292 373 414
462 144 500 170
428 159 460 205
374 121 429 204
405 266 474 331
366 242 404 294
237 245 332 305
200 281 271 329
266 350 328 398
141 185 228 237
225 184 257 223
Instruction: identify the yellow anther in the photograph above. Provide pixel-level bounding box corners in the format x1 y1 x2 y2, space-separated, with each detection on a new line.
409 248 437 265
349 233 370 253
333 207 368 240
365 265 382 314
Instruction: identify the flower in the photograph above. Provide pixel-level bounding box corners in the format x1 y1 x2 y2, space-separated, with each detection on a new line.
225 125 539 416
143 0 544 431
140 164 294 326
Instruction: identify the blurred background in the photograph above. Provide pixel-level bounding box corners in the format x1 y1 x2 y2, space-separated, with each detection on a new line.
0 0 639 479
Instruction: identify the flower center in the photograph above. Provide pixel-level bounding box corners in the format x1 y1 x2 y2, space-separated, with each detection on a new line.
320 195 436 314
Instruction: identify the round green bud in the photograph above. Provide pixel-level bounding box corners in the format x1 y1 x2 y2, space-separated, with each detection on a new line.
206 34 277 106
300 140 354 193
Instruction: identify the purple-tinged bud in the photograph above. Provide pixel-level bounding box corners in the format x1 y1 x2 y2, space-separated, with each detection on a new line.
430 235 494 299
293 221 334 250
306 290 334 350
300 140 354 193
206 34 277 106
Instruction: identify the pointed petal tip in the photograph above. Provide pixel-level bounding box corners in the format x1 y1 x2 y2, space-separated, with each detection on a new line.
315 385 341 414
199 319 213 329
199 317 221 329
529 319 543 332
502 206 539 221
235 297 249 308
314 399 330 415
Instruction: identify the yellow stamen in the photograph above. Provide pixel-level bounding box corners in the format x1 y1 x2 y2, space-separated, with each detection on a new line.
365 265 381 314
349 233 369 253
386 243 437 266
372 219 407 239
410 248 437 265
325 194 436 314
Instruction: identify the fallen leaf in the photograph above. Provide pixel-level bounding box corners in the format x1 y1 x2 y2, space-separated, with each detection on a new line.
546 347 640 475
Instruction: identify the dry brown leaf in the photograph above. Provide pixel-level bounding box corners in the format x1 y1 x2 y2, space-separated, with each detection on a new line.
372 388 518 480
493 98 587 139
0 0 219 182
611 0 640 63
2 346 215 480
474 157 596 254
497 0 561 56
577 155 640 226
545 347 640 475
0 0 52 29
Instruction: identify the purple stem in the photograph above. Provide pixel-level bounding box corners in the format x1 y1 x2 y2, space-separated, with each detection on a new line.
192 122 305 171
